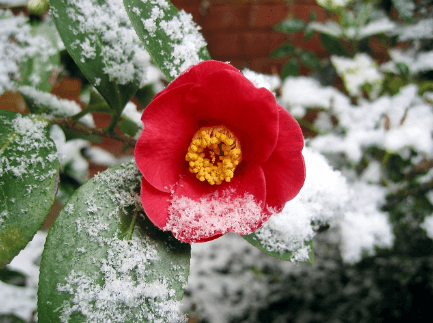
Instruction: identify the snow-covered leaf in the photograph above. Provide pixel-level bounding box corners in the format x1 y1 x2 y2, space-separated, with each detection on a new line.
124 0 211 81
274 18 307 33
299 51 322 71
0 110 59 268
391 0 415 21
18 19 60 93
243 233 314 264
38 163 190 323
49 0 148 113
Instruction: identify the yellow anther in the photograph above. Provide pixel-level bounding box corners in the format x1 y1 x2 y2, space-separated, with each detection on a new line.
185 125 242 185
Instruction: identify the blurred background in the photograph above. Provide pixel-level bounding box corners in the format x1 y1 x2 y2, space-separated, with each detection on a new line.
1 0 433 322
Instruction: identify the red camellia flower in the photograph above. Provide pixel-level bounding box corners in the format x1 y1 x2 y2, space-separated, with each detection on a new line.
134 61 305 243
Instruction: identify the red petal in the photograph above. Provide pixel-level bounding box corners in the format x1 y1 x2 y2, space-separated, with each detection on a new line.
140 177 171 229
175 162 266 204
262 106 306 210
173 162 268 237
154 60 240 101
185 69 279 163
134 83 198 192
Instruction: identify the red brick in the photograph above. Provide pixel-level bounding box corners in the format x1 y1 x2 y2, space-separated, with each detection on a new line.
249 4 289 29
243 31 285 57
198 5 251 31
205 32 244 57
290 3 328 22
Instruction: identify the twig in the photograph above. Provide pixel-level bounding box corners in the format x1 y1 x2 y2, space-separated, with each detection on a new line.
49 116 137 147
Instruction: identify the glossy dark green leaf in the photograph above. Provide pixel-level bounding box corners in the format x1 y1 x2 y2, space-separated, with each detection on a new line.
19 20 60 93
0 110 59 268
243 232 314 264
271 43 296 58
38 163 190 323
124 0 211 81
320 34 348 56
49 0 143 114
299 50 322 71
282 58 299 79
274 18 307 33
304 28 314 40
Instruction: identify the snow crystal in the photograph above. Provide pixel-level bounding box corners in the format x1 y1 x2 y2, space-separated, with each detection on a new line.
309 20 342 38
0 10 58 94
0 114 57 181
18 85 95 127
121 101 143 138
399 18 433 41
281 76 348 117
159 10 207 78
253 147 349 259
242 68 281 93
339 183 394 264
55 163 187 323
421 214 433 240
61 0 149 86
331 54 383 97
0 231 47 322
381 49 433 75
166 189 263 242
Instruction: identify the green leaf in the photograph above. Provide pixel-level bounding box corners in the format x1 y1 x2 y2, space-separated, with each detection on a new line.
282 58 299 79
19 20 60 93
0 110 59 268
49 0 144 114
124 0 211 81
299 50 322 71
38 163 190 323
304 28 314 40
391 0 415 21
270 43 296 58
274 18 307 33
243 232 314 264
319 34 348 56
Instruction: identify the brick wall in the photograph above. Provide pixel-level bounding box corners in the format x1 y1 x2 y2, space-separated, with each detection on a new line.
170 0 326 74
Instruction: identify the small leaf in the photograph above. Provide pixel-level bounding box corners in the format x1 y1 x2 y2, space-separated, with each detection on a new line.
282 58 299 79
270 43 296 58
243 232 314 264
299 50 322 71
0 110 59 268
49 0 145 113
319 34 348 56
274 18 307 33
124 0 211 81
38 163 190 323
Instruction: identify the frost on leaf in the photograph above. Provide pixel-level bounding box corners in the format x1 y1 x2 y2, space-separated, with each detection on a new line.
40 163 188 323
0 10 58 94
18 86 94 127
57 0 150 87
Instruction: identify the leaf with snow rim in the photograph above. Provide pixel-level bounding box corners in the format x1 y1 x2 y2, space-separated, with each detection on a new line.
49 0 145 117
38 162 190 323
124 0 211 81
242 233 314 264
0 110 59 268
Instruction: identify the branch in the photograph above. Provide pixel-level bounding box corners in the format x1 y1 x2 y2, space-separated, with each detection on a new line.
49 116 137 147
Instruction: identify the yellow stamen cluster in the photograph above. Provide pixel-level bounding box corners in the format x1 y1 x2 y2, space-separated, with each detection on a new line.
185 125 242 185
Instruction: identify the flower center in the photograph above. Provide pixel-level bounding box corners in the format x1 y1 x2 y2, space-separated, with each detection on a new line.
185 125 242 185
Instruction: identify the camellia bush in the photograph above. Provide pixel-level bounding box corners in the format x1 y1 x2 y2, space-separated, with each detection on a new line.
0 0 432 322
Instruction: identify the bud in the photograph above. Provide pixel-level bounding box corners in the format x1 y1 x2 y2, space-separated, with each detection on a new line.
27 0 49 15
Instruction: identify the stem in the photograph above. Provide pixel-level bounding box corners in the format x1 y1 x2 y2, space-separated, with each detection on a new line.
125 209 139 241
71 109 89 120
49 116 137 147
